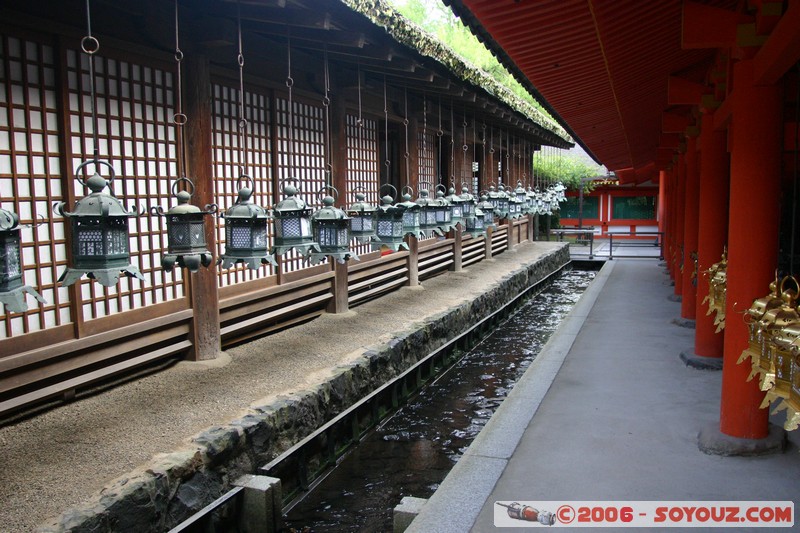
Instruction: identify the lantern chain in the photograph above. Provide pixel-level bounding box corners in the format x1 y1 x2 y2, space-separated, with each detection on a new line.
461 114 467 185
322 44 332 188
436 97 443 185
236 0 248 176
403 87 410 188
173 0 187 182
450 104 455 185
286 29 294 181
80 0 101 165
383 75 390 184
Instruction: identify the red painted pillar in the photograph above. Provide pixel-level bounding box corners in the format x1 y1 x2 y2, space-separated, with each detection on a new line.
673 155 686 295
681 136 699 318
666 168 677 279
658 169 666 257
720 59 782 439
693 111 729 359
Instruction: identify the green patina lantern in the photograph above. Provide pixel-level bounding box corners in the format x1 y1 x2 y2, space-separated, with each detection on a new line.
397 187 423 239
434 186 454 233
151 177 217 273
465 206 486 238
309 188 357 265
415 186 443 238
525 186 537 214
445 186 465 229
219 175 276 270
271 181 319 257
373 192 407 253
0 207 45 312
54 160 144 287
487 184 509 219
478 193 496 230
460 184 477 225
347 190 378 244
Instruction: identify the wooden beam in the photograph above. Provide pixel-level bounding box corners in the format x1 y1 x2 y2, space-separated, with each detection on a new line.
682 1 740 49
662 112 691 133
659 133 682 149
667 76 706 105
753 0 800 85
755 1 784 35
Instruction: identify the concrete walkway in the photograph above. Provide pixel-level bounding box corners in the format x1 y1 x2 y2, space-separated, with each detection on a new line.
408 259 800 532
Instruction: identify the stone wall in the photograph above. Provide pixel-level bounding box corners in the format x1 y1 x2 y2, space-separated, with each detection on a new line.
40 245 569 532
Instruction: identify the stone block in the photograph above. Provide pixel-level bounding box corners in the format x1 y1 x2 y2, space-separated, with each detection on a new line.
234 475 283 533
393 496 427 533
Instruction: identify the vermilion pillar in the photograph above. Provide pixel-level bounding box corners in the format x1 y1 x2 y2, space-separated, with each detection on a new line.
720 59 782 440
658 170 667 235
681 136 699 319
673 155 686 296
693 110 729 360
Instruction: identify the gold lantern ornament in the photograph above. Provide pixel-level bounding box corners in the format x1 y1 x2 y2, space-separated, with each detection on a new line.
702 248 727 332
761 319 800 409
771 344 800 430
739 272 783 368
745 277 799 390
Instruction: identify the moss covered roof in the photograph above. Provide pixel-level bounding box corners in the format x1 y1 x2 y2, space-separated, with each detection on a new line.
341 0 573 145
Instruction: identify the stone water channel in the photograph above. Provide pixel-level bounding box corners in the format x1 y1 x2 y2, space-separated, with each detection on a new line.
281 267 598 532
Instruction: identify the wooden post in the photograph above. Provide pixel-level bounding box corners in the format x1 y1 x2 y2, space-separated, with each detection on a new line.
485 224 493 259
183 54 221 361
328 261 349 313
327 75 349 314
451 228 462 271
406 236 419 286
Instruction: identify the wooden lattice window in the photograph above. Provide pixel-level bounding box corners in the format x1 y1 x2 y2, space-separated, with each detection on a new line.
211 82 274 287
418 127 436 189
346 114 378 256
0 35 68 339
65 48 184 321
275 95 325 273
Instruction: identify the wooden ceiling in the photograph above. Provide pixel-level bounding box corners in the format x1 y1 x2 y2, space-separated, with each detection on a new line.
6 0 573 148
443 0 750 182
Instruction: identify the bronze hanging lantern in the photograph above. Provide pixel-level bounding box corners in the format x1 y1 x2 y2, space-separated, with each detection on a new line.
464 206 486 238
219 175 275 269
309 187 356 265
0 208 45 312
478 192 496 230
445 185 465 229
152 0 217 274
397 186 423 239
347 190 378 244
271 181 318 257
152 178 216 273
460 184 477 223
434 185 454 233
373 187 407 253
415 186 442 238
487 184 509 219
55 161 144 287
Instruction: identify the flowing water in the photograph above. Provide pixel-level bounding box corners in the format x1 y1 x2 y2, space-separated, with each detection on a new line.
283 268 597 532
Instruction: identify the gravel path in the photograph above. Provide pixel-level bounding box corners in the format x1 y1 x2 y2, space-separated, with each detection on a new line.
0 242 564 532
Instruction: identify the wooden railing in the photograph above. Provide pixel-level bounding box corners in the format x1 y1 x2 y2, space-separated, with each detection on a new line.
0 219 540 419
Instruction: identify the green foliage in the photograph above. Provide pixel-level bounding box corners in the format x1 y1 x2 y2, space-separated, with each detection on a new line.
533 152 604 190
387 0 551 118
